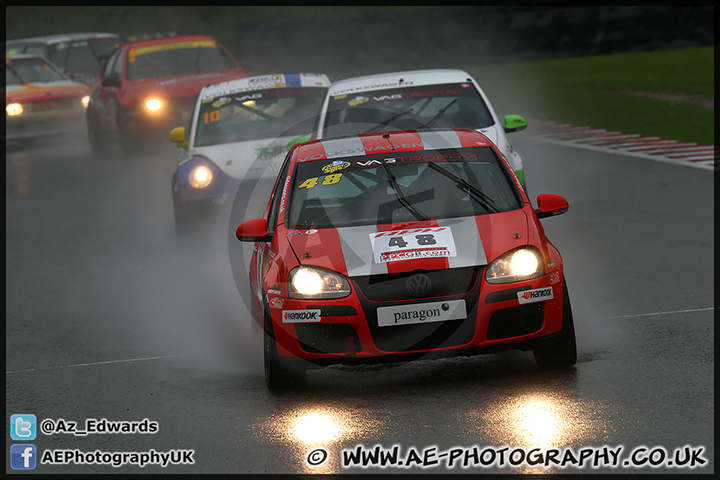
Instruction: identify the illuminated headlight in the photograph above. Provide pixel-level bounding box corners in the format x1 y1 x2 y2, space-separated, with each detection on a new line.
188 165 213 189
6 103 23 116
81 96 90 108
145 98 163 112
288 266 351 299
485 247 544 284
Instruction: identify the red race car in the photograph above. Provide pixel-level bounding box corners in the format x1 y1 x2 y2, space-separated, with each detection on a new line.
236 128 576 390
5 54 91 145
86 34 246 154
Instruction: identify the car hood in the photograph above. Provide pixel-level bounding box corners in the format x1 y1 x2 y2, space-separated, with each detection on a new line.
287 210 530 277
6 81 90 102
187 135 299 180
128 70 245 101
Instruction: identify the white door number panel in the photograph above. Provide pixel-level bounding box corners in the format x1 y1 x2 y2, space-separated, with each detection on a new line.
369 227 457 264
377 299 467 327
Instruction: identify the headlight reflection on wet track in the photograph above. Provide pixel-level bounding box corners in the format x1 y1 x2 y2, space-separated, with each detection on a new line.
256 404 384 473
469 391 615 450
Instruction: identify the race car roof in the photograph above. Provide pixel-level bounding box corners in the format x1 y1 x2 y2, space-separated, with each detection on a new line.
328 69 475 95
199 73 331 101
292 128 495 162
6 32 118 46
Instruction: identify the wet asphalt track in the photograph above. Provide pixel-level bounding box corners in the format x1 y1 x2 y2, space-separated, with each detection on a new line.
5 126 714 474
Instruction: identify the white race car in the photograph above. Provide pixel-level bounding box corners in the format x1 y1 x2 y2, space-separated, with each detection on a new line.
170 73 331 235
316 69 528 188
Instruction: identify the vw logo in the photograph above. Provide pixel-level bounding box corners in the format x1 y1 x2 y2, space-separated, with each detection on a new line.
406 273 432 296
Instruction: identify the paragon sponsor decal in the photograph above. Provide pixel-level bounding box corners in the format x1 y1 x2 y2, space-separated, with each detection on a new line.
370 227 457 264
282 309 322 323
517 286 553 304
377 299 466 327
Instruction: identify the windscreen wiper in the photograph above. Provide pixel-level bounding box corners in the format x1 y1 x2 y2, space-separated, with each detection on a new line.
365 107 415 133
380 158 429 221
236 100 278 120
427 161 501 213
426 98 458 128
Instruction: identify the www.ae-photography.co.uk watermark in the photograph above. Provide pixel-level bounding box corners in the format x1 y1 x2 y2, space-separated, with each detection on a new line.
305 443 708 471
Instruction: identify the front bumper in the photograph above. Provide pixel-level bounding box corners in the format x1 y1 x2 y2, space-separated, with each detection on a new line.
171 162 241 227
267 269 564 366
121 97 196 139
6 102 87 140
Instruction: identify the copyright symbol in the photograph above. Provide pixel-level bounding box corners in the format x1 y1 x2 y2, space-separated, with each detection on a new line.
306 447 328 467
40 419 55 435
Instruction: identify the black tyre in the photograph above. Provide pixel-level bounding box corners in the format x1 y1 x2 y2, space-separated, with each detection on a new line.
118 121 145 155
87 109 110 155
263 309 307 390
533 276 577 368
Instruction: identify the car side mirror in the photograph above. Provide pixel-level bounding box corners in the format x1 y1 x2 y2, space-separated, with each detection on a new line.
101 73 120 88
169 126 188 148
535 193 569 219
503 114 528 133
286 136 310 151
236 218 273 242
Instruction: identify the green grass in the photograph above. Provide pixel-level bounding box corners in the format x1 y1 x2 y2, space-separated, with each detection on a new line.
466 46 714 145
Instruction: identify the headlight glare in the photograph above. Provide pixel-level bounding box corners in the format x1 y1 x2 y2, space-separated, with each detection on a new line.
485 247 544 284
188 165 213 189
7 103 23 116
145 98 163 111
81 96 90 108
289 266 351 299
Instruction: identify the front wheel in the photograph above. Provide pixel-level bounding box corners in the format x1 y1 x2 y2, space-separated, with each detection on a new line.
263 311 307 390
533 276 577 368
87 109 110 155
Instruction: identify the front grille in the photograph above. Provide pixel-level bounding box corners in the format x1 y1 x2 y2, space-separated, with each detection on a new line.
356 267 482 352
29 97 80 112
353 266 479 302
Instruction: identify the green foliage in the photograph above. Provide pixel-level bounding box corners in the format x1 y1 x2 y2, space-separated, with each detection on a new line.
468 47 714 145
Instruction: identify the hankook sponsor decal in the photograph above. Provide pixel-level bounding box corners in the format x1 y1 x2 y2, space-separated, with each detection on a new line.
517 286 554 304
282 309 322 323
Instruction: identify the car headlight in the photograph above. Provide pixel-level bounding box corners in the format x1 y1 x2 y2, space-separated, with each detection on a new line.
188 165 213 189
145 98 163 112
6 103 23 116
485 247 544 284
81 96 90 108
288 266 351 299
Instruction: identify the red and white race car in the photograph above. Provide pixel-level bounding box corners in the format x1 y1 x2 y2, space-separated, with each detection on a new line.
236 128 576 390
86 34 246 154
5 54 91 145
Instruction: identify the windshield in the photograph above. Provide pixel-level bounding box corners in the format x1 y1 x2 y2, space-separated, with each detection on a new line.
50 38 118 76
5 57 67 84
193 87 327 147
126 41 235 81
323 83 495 138
287 146 521 229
